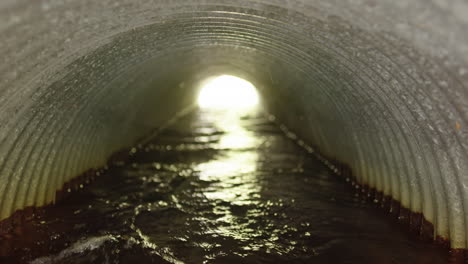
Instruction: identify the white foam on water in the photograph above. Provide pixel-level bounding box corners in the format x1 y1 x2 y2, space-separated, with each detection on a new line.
30 235 118 264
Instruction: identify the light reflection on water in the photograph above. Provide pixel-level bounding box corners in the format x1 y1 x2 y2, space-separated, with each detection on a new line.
199 108 261 150
194 109 270 255
197 109 260 204
197 151 258 201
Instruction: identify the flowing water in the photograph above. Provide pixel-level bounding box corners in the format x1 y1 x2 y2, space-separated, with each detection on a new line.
2 108 448 263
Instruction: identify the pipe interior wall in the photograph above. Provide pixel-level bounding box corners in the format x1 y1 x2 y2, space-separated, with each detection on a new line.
1 0 468 249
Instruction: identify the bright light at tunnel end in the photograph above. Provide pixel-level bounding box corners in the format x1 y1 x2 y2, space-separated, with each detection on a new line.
197 75 259 110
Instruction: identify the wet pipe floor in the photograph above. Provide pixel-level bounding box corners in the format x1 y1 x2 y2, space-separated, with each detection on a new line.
1 108 449 263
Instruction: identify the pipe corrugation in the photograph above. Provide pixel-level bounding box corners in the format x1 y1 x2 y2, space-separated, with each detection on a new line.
1 0 468 249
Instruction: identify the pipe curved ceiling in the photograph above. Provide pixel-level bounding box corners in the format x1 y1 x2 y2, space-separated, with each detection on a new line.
1 0 468 249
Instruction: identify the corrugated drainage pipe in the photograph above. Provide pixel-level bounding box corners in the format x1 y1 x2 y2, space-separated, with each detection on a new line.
1 0 468 259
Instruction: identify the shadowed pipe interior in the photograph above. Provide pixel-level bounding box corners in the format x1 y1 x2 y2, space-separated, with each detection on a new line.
1 0 468 258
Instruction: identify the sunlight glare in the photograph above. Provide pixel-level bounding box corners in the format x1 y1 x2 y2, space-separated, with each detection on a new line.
197 75 259 109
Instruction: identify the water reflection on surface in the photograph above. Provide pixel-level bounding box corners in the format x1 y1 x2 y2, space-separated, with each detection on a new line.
2 107 450 264
197 110 260 205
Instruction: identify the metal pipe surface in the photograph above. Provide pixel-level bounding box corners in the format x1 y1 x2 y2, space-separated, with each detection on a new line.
1 0 468 250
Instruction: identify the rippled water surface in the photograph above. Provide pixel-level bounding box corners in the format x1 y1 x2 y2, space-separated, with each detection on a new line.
2 108 448 263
